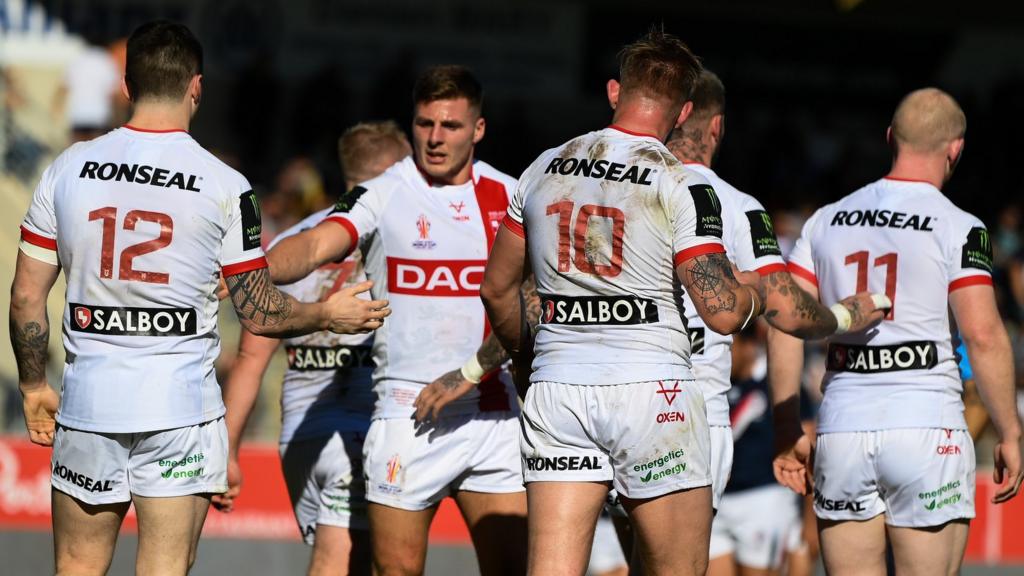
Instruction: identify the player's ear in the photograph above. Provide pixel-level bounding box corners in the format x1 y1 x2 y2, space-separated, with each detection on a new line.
949 138 964 163
190 74 203 107
606 79 620 110
675 100 694 127
121 76 132 102
710 114 725 144
473 116 486 145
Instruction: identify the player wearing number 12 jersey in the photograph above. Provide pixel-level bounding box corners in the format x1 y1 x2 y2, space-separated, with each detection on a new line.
769 88 1023 576
10 22 387 576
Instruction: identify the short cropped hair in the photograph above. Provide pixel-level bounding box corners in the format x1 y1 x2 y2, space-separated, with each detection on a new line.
618 28 702 103
125 21 203 102
412 65 483 114
891 88 966 154
338 121 411 182
688 69 725 119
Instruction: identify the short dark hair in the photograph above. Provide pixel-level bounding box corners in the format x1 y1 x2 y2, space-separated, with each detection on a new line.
125 21 203 102
412 65 483 114
618 28 702 103
689 69 725 118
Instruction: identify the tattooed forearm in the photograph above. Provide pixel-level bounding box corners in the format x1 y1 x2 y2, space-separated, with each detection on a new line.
476 333 511 374
760 272 837 339
11 320 49 384
520 274 541 341
226 268 295 331
683 252 739 315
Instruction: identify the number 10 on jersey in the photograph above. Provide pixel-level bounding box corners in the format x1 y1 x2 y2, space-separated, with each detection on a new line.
546 201 625 277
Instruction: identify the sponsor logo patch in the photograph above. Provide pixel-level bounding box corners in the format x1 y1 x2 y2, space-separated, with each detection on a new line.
814 488 866 512
330 185 369 215
745 210 783 258
633 449 686 483
158 452 206 480
285 345 375 370
829 210 934 231
524 455 602 471
79 161 201 192
386 257 485 296
413 214 436 250
543 157 655 185
826 341 937 373
961 227 993 273
53 460 114 493
689 184 724 238
69 303 197 336
656 381 681 406
539 294 658 325
919 480 963 511
239 190 262 251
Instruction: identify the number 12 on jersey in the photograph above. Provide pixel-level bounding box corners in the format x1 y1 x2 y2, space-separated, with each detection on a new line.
845 250 897 320
545 201 625 277
89 207 174 284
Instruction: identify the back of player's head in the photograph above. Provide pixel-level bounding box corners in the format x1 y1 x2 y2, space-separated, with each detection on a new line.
618 27 702 104
125 20 203 103
890 88 966 154
339 120 412 184
413 65 483 115
687 69 725 120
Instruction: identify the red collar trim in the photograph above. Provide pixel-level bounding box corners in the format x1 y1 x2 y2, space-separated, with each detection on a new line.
123 124 189 134
608 125 660 139
883 176 931 184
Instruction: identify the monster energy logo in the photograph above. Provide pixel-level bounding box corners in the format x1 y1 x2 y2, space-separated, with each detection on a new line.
978 229 990 253
761 212 774 234
962 227 993 273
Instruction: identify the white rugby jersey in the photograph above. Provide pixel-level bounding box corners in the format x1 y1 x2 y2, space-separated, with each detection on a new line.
787 177 993 432
19 126 267 433
324 157 518 419
505 126 726 385
271 209 373 444
683 163 786 426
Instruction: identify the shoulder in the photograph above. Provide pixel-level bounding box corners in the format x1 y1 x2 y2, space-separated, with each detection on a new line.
45 135 110 182
180 139 253 195
472 159 518 191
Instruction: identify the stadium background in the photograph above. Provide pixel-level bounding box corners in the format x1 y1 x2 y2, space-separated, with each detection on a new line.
2 0 1024 573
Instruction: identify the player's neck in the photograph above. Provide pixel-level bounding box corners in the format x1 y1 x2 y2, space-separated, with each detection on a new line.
886 154 947 189
417 154 474 187
125 102 191 133
611 102 674 142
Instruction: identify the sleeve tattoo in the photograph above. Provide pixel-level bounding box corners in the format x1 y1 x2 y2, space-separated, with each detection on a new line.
11 320 49 383
682 252 739 315
226 268 295 329
760 271 836 338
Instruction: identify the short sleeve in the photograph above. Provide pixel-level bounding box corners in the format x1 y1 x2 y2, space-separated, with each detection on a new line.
323 182 391 258
731 191 786 276
667 172 726 266
221 188 268 277
503 180 527 239
947 214 993 293
785 210 821 288
20 162 60 262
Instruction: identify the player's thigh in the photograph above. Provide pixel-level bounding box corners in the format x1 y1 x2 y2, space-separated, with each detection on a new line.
620 485 713 576
307 524 370 576
707 553 738 576
526 481 608 576
886 520 969 576
132 493 211 575
817 516 888 576
52 488 130 576
366 502 436 576
453 490 527 576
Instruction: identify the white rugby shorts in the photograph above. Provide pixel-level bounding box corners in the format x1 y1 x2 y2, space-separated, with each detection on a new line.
51 417 227 505
364 411 523 511
521 380 711 499
280 430 368 544
813 428 975 527
710 425 733 510
709 484 801 569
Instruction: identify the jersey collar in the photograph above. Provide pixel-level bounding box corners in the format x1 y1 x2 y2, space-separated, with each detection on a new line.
607 124 661 140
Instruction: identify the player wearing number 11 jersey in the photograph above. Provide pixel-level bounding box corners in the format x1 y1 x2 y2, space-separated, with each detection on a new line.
769 88 1024 576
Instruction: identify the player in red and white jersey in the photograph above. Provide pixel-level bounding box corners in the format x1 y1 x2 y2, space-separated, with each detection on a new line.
212 121 411 576
482 32 887 576
267 67 528 575
9 22 388 576
770 88 1024 576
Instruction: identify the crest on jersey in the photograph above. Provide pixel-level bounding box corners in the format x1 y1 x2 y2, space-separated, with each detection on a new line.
412 215 436 249
74 306 92 329
688 184 724 238
746 210 783 258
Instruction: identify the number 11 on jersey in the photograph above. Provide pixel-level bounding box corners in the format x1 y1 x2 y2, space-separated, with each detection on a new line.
845 250 897 320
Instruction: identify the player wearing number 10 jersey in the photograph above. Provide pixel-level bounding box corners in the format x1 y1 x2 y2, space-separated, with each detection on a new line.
769 88 1023 576
10 21 387 576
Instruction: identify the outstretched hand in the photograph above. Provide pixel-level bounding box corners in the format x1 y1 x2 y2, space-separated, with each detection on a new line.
22 385 59 446
323 280 391 334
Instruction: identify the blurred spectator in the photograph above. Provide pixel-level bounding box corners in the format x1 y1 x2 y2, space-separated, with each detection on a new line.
58 35 120 142
260 157 327 247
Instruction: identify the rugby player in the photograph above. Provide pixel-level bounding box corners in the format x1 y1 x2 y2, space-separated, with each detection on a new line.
266 66 529 576
211 122 411 576
10 21 388 576
769 88 1024 576
480 30 886 576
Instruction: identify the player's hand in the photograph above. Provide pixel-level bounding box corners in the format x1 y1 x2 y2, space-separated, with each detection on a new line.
211 455 243 512
773 431 813 495
21 385 59 446
836 292 891 333
413 369 477 423
215 275 229 301
992 437 1024 504
730 263 761 287
322 280 391 334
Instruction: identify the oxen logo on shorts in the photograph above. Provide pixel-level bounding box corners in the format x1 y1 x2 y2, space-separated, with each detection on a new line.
74 306 92 329
656 381 681 405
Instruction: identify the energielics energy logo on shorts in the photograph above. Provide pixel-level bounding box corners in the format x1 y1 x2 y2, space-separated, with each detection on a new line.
69 303 197 336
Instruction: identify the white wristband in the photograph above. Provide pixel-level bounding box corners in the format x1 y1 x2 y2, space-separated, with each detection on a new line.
830 303 852 335
460 354 486 384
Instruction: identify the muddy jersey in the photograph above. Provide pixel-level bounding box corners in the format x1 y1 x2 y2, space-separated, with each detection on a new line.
787 177 993 432
504 126 726 385
272 209 374 444
324 157 518 419
19 126 267 433
683 164 786 426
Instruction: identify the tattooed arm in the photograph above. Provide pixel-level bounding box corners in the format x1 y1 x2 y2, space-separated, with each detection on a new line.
677 251 763 335
10 251 61 445
226 268 389 337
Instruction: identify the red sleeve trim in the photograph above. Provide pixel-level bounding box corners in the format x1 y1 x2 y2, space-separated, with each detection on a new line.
755 263 787 277
949 275 993 293
502 214 525 239
324 216 359 259
674 242 726 267
20 226 57 250
222 257 268 277
787 262 818 288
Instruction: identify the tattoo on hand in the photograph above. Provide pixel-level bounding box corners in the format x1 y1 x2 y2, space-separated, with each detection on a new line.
440 369 465 391
476 334 510 374
12 320 49 382
226 268 294 327
684 253 737 314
